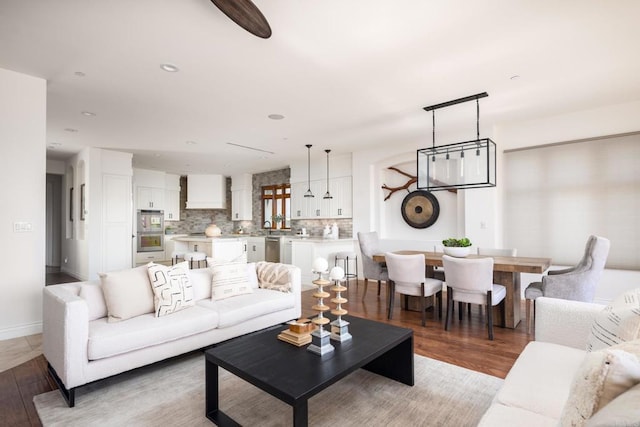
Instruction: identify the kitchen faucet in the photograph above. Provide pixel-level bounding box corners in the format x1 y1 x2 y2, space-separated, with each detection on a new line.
263 220 272 235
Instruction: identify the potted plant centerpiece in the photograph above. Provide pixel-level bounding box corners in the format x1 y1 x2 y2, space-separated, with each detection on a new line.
442 237 472 257
272 214 285 229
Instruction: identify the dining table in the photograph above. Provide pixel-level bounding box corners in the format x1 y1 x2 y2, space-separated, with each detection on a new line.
372 251 552 329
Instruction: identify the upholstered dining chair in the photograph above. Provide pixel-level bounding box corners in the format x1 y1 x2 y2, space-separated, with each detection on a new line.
385 252 444 326
524 235 610 333
442 255 506 340
477 247 517 257
357 231 388 301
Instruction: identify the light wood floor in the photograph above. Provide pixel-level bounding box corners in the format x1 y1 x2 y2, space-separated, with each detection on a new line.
1 278 533 426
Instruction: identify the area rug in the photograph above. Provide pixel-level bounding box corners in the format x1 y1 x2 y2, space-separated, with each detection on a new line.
34 351 502 427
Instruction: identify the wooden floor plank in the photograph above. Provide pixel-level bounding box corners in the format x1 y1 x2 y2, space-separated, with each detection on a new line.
0 368 31 427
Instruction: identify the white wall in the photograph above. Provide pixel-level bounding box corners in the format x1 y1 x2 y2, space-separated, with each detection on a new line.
0 68 46 339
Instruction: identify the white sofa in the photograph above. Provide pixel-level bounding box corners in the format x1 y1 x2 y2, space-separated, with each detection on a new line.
43 261 301 407
479 296 640 426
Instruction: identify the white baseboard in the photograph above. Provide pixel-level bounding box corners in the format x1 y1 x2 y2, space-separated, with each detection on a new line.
0 322 43 341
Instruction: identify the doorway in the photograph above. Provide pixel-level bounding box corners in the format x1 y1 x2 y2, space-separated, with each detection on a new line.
45 173 62 273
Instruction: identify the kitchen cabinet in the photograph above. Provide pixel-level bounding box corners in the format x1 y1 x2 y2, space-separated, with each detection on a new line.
164 174 181 221
290 177 352 219
231 173 253 221
135 250 165 265
246 237 265 263
137 186 164 210
329 176 352 218
134 168 166 210
173 237 247 263
186 174 226 209
290 239 355 285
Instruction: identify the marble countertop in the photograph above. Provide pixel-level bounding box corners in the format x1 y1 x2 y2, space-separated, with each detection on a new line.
172 235 245 242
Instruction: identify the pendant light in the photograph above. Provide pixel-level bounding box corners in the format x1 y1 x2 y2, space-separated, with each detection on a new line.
417 92 496 191
304 144 314 198
323 149 333 199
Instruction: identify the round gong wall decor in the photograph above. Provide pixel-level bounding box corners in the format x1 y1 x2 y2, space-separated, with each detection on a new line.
401 190 440 229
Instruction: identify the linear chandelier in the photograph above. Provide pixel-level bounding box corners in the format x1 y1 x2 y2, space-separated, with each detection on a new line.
417 92 496 191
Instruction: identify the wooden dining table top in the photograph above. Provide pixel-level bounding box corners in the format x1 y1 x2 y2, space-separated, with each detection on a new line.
372 251 552 274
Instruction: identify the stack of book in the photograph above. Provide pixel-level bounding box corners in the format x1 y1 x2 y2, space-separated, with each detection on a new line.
277 319 316 347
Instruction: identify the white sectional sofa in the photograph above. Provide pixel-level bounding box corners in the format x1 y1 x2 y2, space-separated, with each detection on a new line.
479 296 640 426
43 261 301 407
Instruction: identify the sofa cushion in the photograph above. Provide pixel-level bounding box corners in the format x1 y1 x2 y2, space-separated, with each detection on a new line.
147 261 195 317
256 261 292 292
99 265 154 323
79 283 107 321
478 403 557 427
87 305 219 360
189 267 213 300
561 340 640 426
197 288 295 328
494 341 586 420
586 382 640 427
587 287 640 351
211 262 254 301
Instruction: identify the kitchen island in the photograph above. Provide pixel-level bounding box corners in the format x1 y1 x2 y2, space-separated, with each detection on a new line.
286 237 355 285
172 235 248 263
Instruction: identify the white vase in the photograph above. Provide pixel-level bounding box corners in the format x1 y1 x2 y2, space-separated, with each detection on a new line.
444 247 470 257
205 224 221 237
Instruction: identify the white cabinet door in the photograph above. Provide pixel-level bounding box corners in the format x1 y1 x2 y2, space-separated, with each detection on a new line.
329 176 352 218
290 182 308 219
186 174 226 209
291 241 315 285
247 238 265 263
307 180 325 219
164 189 180 221
211 239 247 263
137 186 164 210
231 189 252 221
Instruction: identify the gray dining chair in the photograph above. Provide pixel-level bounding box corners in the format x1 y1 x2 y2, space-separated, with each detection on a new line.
385 252 443 326
524 235 610 333
443 255 506 340
357 231 388 301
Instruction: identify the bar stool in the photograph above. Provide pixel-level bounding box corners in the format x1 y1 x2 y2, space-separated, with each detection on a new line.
171 251 185 265
184 252 206 269
334 251 358 287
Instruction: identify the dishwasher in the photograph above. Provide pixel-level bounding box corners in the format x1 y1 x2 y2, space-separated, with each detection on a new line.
265 236 281 263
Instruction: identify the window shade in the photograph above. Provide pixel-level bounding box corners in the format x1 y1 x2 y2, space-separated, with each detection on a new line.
504 133 640 270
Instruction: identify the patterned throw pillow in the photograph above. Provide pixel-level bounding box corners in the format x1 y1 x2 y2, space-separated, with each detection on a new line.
256 261 292 293
587 288 640 352
211 262 254 301
147 261 194 317
561 340 640 426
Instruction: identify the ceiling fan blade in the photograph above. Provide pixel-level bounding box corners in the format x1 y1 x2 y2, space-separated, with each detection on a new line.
210 0 272 39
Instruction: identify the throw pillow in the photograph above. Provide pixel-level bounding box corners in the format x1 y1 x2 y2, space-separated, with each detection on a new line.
147 261 194 317
99 265 154 323
560 340 640 426
585 382 640 427
256 261 292 293
587 288 640 352
79 284 107 321
211 262 254 301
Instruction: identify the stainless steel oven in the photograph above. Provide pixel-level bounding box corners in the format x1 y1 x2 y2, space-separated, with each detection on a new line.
137 210 164 252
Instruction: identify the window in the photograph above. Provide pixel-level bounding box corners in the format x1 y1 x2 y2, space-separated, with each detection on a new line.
262 184 291 229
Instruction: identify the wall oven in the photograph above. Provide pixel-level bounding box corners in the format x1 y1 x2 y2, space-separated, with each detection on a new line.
137 210 164 252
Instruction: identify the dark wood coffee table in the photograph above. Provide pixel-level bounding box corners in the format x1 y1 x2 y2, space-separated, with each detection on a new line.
205 316 413 427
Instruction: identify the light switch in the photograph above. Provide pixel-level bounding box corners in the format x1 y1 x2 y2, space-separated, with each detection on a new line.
14 221 33 232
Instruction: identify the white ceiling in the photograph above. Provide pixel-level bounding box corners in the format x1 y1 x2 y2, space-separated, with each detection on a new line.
2 0 639 175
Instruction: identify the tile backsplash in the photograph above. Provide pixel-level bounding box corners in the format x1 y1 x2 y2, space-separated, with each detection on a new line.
164 171 353 238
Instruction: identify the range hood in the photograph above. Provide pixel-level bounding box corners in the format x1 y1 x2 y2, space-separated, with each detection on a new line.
186 174 226 209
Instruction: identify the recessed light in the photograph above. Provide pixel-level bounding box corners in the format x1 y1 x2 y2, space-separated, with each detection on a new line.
185 140 197 145
64 128 78 133
268 114 285 120
160 63 179 72
510 75 520 80
74 71 86 77
81 111 96 117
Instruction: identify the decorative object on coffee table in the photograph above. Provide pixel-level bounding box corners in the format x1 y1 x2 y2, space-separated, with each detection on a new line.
330 266 352 343
277 318 315 346
308 258 335 356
